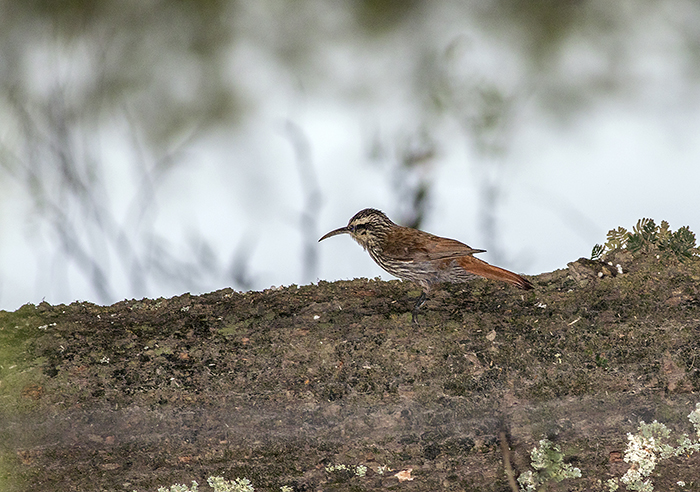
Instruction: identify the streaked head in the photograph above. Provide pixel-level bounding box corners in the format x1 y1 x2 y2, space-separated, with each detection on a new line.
319 208 395 248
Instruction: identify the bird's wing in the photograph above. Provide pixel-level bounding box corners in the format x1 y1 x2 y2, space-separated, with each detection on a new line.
382 227 486 262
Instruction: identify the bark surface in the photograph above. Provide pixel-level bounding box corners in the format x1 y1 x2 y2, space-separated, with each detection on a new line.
1 250 699 491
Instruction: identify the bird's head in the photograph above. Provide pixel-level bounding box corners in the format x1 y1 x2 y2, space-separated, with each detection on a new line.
319 208 395 249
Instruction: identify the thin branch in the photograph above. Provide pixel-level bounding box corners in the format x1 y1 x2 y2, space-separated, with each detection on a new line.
282 120 323 284
500 430 520 492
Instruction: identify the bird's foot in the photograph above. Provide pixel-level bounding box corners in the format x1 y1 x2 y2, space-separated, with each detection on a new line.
411 291 427 324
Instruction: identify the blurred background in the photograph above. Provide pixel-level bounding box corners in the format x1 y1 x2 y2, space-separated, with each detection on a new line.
1 0 699 310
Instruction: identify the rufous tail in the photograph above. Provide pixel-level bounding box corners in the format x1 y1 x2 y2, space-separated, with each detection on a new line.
457 256 534 290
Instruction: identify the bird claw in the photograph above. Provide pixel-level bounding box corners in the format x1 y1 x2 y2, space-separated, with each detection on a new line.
411 291 427 324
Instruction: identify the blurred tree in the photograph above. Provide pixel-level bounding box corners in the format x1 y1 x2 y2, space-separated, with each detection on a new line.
0 0 699 305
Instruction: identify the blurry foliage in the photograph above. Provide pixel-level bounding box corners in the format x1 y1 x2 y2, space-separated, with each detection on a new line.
393 129 436 230
486 0 589 59
1 0 238 147
4 0 696 149
591 219 699 262
1 0 700 303
353 0 423 33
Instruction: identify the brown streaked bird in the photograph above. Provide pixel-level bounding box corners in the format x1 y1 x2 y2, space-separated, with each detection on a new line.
319 208 533 322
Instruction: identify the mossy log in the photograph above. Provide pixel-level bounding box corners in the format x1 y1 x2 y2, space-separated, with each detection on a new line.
1 251 699 491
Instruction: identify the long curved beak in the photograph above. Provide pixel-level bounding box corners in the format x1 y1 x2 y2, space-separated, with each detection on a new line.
319 226 349 242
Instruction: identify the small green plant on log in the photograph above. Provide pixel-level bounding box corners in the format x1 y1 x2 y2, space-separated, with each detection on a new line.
517 439 582 491
591 219 699 261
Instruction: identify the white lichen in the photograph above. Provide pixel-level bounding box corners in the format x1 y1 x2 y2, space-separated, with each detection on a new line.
608 404 700 491
376 465 391 475
688 403 700 438
324 463 347 473
517 439 581 491
207 476 254 492
324 463 368 477
147 477 256 492
157 482 198 492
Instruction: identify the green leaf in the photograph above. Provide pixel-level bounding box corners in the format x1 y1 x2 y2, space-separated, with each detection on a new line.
605 227 629 250
667 226 697 261
591 244 605 260
626 233 644 253
633 218 658 245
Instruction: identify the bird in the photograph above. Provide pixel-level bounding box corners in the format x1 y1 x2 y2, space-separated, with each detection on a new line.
319 208 533 322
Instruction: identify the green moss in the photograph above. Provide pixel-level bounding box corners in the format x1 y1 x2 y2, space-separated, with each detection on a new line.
0 450 26 492
0 308 51 414
219 318 254 337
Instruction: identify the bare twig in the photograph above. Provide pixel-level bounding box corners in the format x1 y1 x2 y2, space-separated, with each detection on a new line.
500 430 520 492
394 129 435 230
282 120 323 284
228 235 257 291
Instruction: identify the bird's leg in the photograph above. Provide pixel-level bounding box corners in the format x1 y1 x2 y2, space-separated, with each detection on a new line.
411 291 428 324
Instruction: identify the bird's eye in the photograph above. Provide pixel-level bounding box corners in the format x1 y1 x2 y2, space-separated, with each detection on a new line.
350 225 356 233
